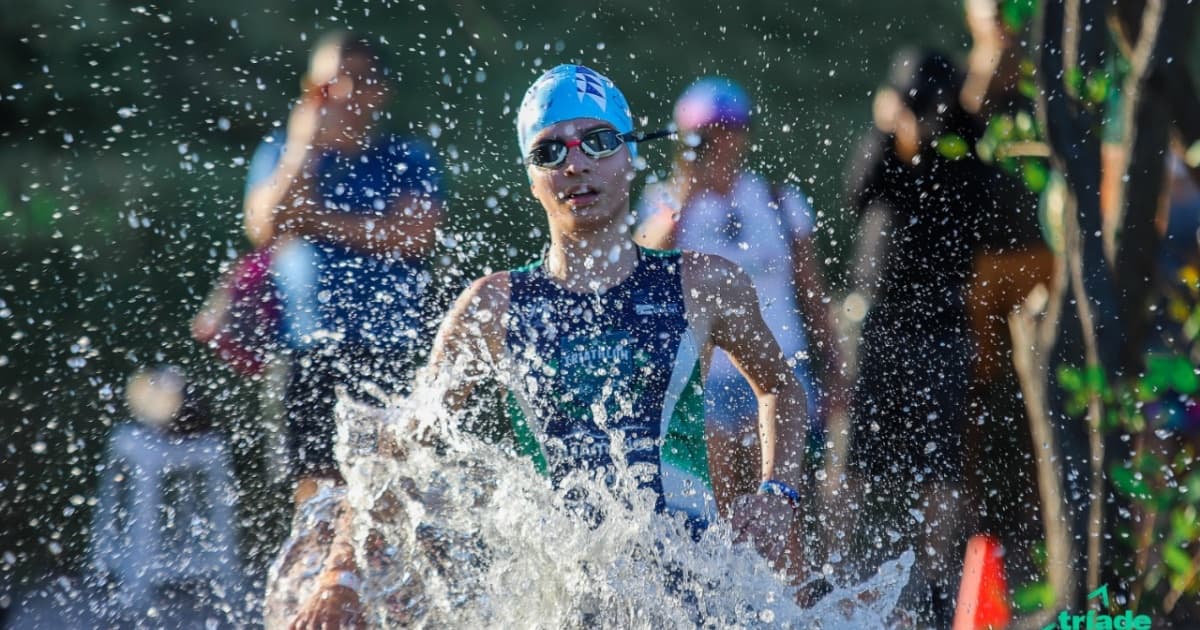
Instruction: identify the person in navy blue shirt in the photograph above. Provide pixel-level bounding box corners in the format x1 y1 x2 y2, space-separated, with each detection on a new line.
242 32 443 508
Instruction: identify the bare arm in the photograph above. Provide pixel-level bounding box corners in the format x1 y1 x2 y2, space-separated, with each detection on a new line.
685 252 807 578
275 192 442 257
246 149 442 257
425 273 510 409
244 97 442 257
789 236 849 412
697 255 808 490
244 98 327 247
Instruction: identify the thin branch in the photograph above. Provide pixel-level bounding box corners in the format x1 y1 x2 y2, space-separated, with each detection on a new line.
993 141 1052 160
1009 283 1075 630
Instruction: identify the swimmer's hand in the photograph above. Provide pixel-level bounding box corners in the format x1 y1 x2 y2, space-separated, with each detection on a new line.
731 494 804 581
289 579 364 630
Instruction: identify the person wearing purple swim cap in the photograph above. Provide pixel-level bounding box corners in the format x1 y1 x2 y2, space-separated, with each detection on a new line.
288 65 813 628
637 77 847 518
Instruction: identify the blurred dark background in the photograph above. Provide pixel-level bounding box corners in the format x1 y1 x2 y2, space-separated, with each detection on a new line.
0 0 969 611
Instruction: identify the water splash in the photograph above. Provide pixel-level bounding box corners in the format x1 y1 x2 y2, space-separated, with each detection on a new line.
269 377 914 628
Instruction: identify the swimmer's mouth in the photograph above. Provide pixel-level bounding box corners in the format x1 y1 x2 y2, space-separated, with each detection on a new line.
561 185 599 202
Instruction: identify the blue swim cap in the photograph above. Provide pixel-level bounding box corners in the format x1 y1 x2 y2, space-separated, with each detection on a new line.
516 64 637 160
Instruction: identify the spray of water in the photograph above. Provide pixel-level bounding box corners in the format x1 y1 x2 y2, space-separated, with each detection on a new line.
267 372 914 628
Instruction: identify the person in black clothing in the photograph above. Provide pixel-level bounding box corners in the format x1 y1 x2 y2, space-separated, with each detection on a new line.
960 0 1054 595
841 48 1037 626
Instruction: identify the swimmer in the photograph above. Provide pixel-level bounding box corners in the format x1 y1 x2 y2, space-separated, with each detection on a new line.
289 64 809 629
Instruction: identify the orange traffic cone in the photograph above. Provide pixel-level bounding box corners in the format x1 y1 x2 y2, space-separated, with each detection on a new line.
953 534 1011 630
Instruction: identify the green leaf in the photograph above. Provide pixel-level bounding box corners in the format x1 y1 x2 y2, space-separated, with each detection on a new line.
1111 464 1151 501
1012 581 1054 614
1169 571 1192 593
1185 471 1200 505
1169 357 1199 394
1014 111 1036 140
1138 452 1165 478
1065 66 1084 97
1031 541 1048 569
1058 365 1084 393
1145 564 1164 591
1021 159 1049 193
1172 506 1200 541
988 114 1016 142
1163 545 1193 578
1000 0 1037 33
935 134 969 160
1084 365 1109 396
977 136 997 163
1103 409 1121 432
1085 72 1111 106
1019 78 1039 101
1134 379 1159 403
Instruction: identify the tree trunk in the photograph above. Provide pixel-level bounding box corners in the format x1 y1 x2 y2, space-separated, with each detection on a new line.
1111 1 1199 376
1033 0 1114 607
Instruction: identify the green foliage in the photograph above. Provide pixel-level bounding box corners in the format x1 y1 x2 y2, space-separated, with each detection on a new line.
1011 540 1054 614
1013 581 1056 614
1056 263 1200 610
934 133 969 160
1056 363 1111 417
973 58 1051 195
1000 0 1039 35
1021 159 1049 194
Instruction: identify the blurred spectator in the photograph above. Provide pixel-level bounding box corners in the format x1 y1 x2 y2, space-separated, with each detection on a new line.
841 47 1032 625
959 0 1052 592
242 32 443 507
125 365 213 435
635 77 847 513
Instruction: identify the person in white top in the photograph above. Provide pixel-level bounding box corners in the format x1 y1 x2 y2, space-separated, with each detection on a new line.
636 77 847 513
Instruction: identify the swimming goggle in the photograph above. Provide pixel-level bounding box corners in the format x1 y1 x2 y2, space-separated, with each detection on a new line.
525 128 673 169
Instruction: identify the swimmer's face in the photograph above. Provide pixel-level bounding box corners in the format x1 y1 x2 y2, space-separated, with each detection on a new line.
527 118 634 232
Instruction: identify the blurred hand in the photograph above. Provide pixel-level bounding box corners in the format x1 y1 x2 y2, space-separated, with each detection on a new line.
285 95 330 152
288 584 364 630
871 87 902 134
289 76 357 151
731 494 804 579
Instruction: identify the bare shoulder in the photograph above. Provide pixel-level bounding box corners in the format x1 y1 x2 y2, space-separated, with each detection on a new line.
680 250 754 295
452 271 512 326
430 271 510 366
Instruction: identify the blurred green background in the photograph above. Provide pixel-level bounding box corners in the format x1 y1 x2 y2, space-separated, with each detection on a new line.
0 0 967 604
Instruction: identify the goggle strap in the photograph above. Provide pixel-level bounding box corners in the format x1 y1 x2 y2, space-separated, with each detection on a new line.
621 129 675 143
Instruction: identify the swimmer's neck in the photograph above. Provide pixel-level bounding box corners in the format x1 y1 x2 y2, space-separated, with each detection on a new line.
544 216 639 293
